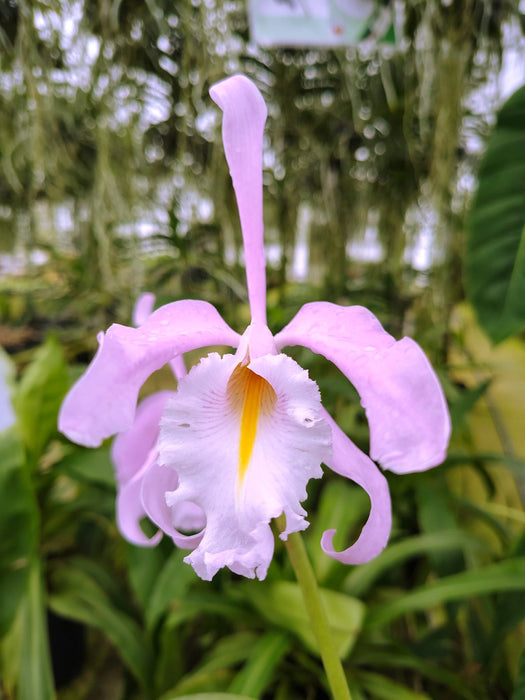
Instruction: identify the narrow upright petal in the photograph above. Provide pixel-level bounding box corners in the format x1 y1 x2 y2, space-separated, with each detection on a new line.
158 350 332 580
210 75 268 326
132 292 156 327
59 300 240 447
320 410 392 564
275 302 450 473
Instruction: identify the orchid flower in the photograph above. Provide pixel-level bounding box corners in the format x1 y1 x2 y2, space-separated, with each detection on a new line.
59 74 450 582
110 292 205 548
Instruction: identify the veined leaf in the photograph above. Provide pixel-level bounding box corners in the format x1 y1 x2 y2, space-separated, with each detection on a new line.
466 83 525 342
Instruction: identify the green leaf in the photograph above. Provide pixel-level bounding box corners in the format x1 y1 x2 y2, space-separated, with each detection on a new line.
0 429 38 635
239 580 365 659
354 647 477 700
14 336 69 460
162 633 257 698
343 530 482 597
125 541 167 612
229 631 291 697
166 695 255 700
357 670 432 700
56 445 115 488
146 549 198 630
48 562 153 690
466 83 525 342
18 558 56 700
365 557 525 629
415 482 463 576
164 592 250 630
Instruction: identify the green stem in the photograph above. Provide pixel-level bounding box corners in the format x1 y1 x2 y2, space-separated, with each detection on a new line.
278 517 352 700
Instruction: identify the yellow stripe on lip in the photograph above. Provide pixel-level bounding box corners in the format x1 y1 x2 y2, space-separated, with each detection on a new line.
227 363 277 484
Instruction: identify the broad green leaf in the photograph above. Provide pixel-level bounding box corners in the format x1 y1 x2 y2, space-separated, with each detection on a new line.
239 580 365 659
18 559 55 700
449 304 525 465
48 563 153 690
466 83 525 342
365 557 525 629
0 429 38 635
229 631 291 697
14 336 69 460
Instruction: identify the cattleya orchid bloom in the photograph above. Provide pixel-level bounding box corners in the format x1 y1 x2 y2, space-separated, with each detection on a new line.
59 74 450 581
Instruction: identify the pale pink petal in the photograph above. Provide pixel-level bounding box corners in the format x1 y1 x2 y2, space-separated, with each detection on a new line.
235 320 277 360
320 409 392 564
111 391 173 486
132 293 187 380
116 450 163 547
159 351 332 580
210 75 268 326
59 300 240 448
141 461 205 550
133 292 155 326
275 302 450 474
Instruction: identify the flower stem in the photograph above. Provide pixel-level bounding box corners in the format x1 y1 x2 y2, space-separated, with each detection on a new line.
278 517 352 700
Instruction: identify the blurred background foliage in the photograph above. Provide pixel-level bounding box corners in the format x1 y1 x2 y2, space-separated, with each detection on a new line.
1 0 525 698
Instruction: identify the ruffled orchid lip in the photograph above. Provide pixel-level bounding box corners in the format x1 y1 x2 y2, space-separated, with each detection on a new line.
158 350 331 580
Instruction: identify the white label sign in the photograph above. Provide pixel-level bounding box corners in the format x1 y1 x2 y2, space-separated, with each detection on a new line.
249 0 395 47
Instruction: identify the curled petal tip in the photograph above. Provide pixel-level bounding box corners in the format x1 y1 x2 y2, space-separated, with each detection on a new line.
320 410 392 565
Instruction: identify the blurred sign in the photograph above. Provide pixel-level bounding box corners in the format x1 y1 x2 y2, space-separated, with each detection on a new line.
249 0 395 47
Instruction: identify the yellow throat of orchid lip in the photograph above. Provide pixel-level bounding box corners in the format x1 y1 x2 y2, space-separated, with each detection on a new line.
227 363 277 484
